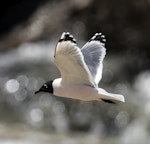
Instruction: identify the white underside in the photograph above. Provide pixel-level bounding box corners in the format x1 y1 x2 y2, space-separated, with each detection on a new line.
53 78 125 102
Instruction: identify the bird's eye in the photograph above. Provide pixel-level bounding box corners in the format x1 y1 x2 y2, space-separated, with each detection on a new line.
43 84 48 88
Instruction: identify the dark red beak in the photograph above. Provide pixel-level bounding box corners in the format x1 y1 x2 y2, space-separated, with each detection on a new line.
34 90 40 94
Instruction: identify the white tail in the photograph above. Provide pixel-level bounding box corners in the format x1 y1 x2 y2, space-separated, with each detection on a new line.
98 88 125 103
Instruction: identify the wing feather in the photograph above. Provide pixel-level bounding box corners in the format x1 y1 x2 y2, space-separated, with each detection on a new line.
81 33 106 85
54 32 95 86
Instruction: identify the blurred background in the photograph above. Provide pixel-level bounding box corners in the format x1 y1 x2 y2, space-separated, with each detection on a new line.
0 0 150 143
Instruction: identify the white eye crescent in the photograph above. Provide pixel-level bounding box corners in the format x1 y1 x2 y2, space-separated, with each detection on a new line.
44 84 48 88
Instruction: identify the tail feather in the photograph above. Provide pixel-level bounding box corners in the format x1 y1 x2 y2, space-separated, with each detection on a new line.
98 88 125 103
101 99 116 104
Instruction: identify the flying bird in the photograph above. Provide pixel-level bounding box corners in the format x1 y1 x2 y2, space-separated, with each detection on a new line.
35 32 125 104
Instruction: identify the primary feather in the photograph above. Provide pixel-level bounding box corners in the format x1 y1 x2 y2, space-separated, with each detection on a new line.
81 33 106 85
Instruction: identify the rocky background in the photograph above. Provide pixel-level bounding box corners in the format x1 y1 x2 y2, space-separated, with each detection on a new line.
0 0 150 144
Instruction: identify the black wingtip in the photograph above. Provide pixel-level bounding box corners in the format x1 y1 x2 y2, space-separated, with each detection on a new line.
101 99 116 104
58 32 76 44
89 33 106 45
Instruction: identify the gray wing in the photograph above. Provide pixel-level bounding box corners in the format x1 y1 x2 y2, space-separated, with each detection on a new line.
81 33 106 85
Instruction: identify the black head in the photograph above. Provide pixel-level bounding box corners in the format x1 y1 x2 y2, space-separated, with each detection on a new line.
35 80 54 94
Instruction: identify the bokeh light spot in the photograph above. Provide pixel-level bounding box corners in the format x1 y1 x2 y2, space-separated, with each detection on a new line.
115 111 129 128
52 101 65 114
14 89 27 102
115 83 128 95
30 108 44 123
5 79 20 93
102 69 114 83
134 71 150 99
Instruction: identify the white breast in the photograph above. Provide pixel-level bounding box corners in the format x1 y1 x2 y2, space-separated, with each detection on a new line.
53 78 99 101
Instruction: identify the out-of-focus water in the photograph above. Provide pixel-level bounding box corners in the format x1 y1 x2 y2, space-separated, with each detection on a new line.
0 42 150 144
0 123 105 144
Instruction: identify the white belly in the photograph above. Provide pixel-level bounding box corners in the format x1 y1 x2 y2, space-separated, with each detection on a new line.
53 78 99 101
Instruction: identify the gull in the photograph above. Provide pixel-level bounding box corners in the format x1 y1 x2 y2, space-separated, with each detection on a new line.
35 32 125 103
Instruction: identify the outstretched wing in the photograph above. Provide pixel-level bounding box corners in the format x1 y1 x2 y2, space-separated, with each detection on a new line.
81 33 106 85
54 32 95 87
